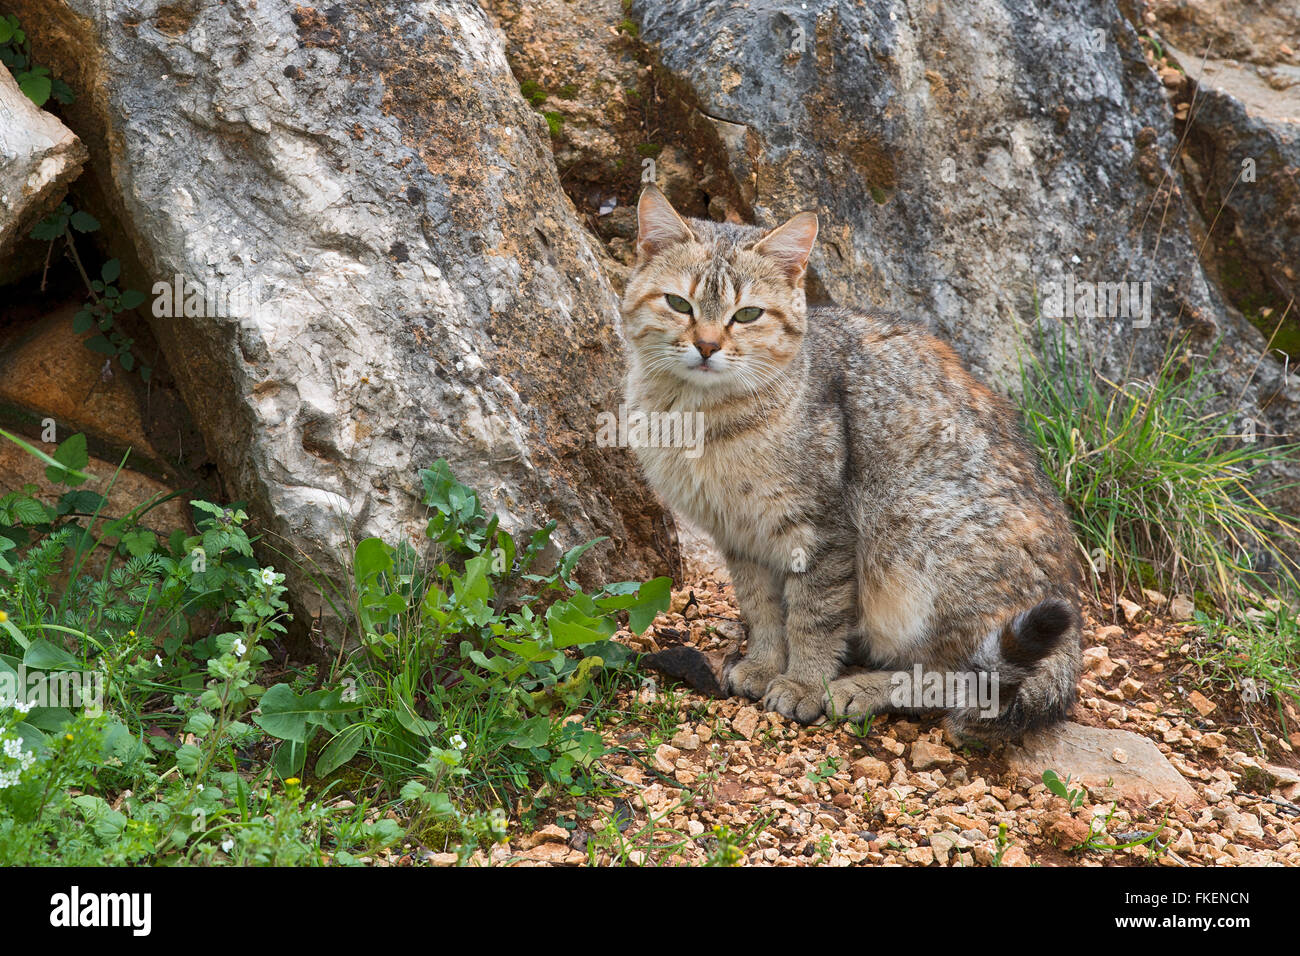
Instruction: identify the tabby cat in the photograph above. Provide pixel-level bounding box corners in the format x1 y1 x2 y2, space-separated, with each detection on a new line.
620 184 1081 741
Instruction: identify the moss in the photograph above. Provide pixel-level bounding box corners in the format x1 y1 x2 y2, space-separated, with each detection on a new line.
556 82 579 100
869 184 888 204
635 142 661 158
618 18 639 38
519 79 547 107
542 110 564 137
1193 590 1217 616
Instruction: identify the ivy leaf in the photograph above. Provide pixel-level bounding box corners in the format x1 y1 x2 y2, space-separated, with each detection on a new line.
70 210 100 233
119 288 146 310
175 743 203 775
84 334 116 356
18 70 51 107
119 528 156 558
45 432 90 487
29 212 67 241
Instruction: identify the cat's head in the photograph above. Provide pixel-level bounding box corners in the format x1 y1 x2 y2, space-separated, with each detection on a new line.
621 185 818 396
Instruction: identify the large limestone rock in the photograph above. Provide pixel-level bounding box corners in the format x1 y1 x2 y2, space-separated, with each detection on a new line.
1005 721 1201 806
0 64 87 259
628 0 1298 477
10 0 675 635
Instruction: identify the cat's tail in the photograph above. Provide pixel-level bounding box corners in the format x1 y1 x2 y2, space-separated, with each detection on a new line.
945 597 1081 744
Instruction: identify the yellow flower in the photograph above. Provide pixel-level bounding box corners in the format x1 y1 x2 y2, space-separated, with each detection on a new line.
0 610 8 622
285 777 301 787
127 629 136 637
64 733 74 742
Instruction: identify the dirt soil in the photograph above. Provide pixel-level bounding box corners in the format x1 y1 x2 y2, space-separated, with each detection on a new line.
460 578 1300 867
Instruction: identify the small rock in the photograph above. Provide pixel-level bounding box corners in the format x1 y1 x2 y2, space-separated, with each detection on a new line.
429 852 459 866
999 845 1030 867
1042 810 1092 848
1188 690 1216 717
1169 594 1195 621
1141 588 1168 608
732 707 761 740
1198 732 1227 753
851 755 891 783
1094 624 1125 643
910 740 956 771
1111 747 1129 764
1116 597 1143 623
515 824 570 850
1119 676 1144 699
687 820 705 837
653 743 681 774
929 831 960 862
1082 646 1119 678
671 730 700 751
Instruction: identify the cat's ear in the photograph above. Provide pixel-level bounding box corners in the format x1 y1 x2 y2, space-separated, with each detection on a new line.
754 211 819 284
636 184 694 260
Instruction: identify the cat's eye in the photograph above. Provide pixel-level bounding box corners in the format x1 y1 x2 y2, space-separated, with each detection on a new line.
731 307 764 324
665 294 693 315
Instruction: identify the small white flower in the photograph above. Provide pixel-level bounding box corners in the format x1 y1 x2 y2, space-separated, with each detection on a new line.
3 737 22 759
450 734 467 751
196 783 204 792
154 654 163 668
260 567 276 586
12 699 31 715
232 638 247 656
221 837 235 853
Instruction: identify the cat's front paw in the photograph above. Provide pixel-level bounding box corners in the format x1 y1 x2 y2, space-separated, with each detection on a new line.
724 656 781 700
763 676 825 724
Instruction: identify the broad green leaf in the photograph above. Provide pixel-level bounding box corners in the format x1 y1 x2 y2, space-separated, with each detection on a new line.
0 427 90 482
314 723 366 777
69 209 100 233
23 638 79 670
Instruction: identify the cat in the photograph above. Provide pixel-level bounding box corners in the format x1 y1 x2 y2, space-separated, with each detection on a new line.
619 184 1082 742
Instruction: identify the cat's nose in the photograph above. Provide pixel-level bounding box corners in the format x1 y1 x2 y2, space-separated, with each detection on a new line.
695 340 721 360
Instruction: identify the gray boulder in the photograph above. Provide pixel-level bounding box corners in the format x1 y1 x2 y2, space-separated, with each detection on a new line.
9 0 675 636
629 0 1297 472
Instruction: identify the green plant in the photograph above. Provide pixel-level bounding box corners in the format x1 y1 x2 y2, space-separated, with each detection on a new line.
1019 322 1300 613
30 205 153 380
1187 603 1300 712
249 460 670 854
807 755 841 785
519 79 547 106
991 820 1011 867
1042 768 1085 810
0 436 396 865
0 14 74 106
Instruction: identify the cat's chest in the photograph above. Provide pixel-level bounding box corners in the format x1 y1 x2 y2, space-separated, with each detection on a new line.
635 437 799 561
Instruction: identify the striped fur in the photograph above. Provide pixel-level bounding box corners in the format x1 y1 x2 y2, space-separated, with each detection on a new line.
621 186 1081 742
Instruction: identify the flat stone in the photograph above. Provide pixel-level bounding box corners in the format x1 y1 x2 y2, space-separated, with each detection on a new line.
910 740 956 771
1169 594 1196 621
1188 690 1217 717
732 707 761 740
1004 722 1201 807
